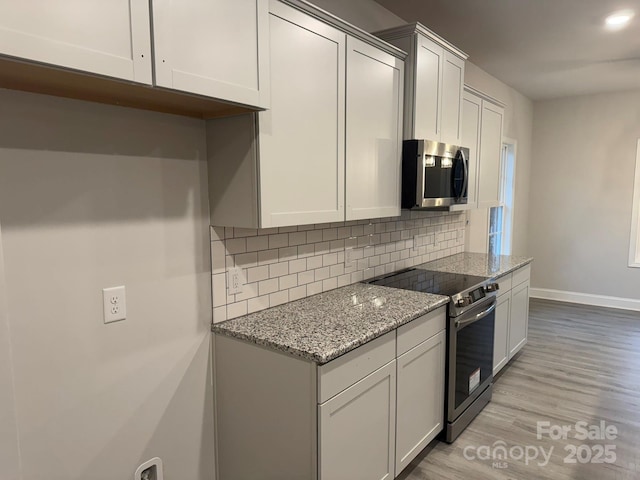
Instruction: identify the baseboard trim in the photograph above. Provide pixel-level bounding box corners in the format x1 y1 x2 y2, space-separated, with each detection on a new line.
530 288 640 312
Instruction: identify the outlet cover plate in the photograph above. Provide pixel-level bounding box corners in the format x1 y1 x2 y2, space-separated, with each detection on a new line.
103 286 126 324
228 268 244 295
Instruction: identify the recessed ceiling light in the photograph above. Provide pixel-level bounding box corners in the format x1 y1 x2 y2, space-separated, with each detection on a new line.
605 10 634 29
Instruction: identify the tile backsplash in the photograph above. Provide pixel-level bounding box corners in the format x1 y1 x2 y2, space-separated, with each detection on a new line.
210 210 465 322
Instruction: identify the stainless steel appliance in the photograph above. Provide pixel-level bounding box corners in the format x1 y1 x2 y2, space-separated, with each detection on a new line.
367 268 498 443
401 139 469 209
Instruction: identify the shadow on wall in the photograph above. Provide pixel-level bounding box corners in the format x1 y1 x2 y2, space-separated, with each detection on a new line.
0 87 214 479
0 88 209 227
75 334 215 480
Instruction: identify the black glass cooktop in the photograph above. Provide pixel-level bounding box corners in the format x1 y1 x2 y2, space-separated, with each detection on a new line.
367 268 488 297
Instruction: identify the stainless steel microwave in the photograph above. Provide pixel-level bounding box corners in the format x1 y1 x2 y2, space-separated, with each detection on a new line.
401 139 469 209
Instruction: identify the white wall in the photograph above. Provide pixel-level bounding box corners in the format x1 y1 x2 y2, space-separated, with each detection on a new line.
529 90 640 300
0 222 22 479
464 63 534 257
0 89 214 480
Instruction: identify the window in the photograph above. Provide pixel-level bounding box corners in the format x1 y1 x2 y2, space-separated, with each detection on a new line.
488 206 503 256
629 139 640 267
488 139 516 256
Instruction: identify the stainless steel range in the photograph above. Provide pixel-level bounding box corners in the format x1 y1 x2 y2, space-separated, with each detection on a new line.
367 267 499 443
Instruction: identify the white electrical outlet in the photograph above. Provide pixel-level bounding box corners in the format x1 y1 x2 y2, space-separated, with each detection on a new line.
103 286 126 324
412 235 420 252
344 247 355 270
228 268 244 295
134 458 163 480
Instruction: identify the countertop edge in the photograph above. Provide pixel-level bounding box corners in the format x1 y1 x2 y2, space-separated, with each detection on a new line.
490 257 533 279
211 294 449 364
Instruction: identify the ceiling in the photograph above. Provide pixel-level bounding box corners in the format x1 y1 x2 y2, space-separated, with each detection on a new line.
373 0 640 100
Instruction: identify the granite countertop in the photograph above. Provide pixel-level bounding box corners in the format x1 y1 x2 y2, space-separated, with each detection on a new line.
421 252 533 279
211 282 448 365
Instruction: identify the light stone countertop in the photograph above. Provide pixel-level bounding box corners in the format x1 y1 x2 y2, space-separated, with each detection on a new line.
211 282 449 364
420 252 533 279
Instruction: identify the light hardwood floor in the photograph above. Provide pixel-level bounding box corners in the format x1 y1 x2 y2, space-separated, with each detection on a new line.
400 299 640 480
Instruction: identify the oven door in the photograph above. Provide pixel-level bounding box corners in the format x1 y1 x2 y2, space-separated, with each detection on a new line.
447 297 495 422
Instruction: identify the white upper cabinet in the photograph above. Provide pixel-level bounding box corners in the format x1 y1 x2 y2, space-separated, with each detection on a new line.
0 0 152 83
208 0 406 228
152 0 270 108
414 36 441 141
208 1 346 228
259 1 345 227
462 87 505 209
478 100 505 208
346 37 404 221
375 24 467 145
462 90 482 207
440 52 465 145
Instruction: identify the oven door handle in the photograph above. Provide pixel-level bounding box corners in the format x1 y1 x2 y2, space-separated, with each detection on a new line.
455 301 496 330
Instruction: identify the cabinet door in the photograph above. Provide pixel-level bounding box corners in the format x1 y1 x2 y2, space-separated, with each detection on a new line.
0 0 152 83
319 361 396 480
396 330 445 476
346 36 403 221
477 101 504 208
461 90 482 207
509 279 530 357
258 1 345 227
493 293 511 375
152 0 269 108
440 52 465 146
414 35 443 141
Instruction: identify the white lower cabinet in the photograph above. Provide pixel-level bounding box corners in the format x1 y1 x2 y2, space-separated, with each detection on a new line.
509 279 530 357
214 306 447 479
492 265 531 375
319 361 396 480
395 330 445 475
493 292 511 374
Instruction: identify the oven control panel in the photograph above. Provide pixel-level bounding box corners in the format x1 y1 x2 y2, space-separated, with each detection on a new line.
452 283 500 313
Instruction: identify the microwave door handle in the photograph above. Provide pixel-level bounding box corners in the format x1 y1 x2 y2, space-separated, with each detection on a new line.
452 150 467 201
461 149 469 200
451 155 460 200
417 153 426 207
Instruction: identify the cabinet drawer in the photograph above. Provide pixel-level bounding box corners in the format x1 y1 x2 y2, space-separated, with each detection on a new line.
512 265 531 287
396 307 446 356
495 273 512 297
318 331 395 404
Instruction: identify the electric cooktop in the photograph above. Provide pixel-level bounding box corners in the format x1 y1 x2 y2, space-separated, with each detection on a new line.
367 268 488 298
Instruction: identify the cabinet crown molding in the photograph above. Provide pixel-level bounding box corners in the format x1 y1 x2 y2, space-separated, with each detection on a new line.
278 0 407 59
373 22 468 60
464 84 507 108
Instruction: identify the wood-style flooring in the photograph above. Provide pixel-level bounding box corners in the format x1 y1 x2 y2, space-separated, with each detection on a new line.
400 299 640 480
